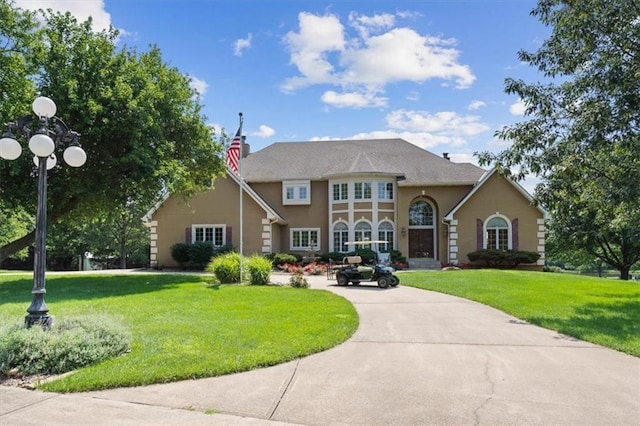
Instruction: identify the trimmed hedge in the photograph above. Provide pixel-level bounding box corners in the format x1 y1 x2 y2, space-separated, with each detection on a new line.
467 249 540 268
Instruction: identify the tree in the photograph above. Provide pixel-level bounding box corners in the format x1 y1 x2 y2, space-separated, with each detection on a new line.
0 8 227 263
477 0 640 280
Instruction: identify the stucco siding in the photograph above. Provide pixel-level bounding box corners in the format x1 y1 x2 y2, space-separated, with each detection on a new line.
452 173 543 265
152 177 268 267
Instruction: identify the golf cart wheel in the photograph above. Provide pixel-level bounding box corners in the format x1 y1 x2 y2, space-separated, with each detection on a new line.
336 274 349 286
377 276 390 288
390 275 400 287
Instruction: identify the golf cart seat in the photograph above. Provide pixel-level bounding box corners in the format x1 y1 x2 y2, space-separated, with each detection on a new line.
345 255 362 264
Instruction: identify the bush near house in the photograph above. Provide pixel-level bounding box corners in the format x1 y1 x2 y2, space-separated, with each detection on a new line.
170 243 234 270
245 255 273 285
206 252 242 283
266 253 298 269
467 249 540 268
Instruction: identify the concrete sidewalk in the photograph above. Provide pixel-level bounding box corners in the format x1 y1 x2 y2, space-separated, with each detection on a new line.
2 273 639 425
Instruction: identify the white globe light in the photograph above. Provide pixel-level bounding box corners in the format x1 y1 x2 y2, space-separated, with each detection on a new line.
28 133 55 157
63 145 87 167
0 137 22 160
33 153 57 170
32 96 57 118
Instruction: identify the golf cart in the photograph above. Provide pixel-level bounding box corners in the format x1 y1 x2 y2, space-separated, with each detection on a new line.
332 241 400 288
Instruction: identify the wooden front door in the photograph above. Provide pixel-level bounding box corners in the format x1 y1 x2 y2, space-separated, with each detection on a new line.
409 229 434 258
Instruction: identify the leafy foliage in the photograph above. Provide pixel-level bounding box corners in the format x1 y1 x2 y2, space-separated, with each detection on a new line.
467 249 541 268
266 252 298 268
288 271 309 288
476 0 640 279
207 252 242 283
245 255 272 285
0 315 130 375
0 6 228 262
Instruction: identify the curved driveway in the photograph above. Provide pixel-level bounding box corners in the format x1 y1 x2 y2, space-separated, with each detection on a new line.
2 272 639 425
84 273 639 425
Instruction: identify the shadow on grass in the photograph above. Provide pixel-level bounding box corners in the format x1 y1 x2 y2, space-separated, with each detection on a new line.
0 273 209 306
529 299 640 355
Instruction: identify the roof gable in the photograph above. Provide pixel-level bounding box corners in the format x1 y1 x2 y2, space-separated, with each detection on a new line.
444 168 547 220
142 167 286 224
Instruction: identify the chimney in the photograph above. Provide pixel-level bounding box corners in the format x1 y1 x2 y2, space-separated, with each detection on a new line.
241 136 250 158
443 152 450 160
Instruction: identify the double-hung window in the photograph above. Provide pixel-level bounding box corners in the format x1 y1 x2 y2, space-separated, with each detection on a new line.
485 217 510 250
291 228 320 251
332 183 348 201
283 180 311 205
354 182 372 200
378 182 393 200
193 225 225 247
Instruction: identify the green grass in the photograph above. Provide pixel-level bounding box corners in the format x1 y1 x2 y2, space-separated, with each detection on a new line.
0 273 358 392
399 270 640 357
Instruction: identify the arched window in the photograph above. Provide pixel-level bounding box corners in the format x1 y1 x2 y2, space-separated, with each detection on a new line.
333 222 349 252
409 200 434 226
485 216 510 250
354 221 372 245
377 221 394 253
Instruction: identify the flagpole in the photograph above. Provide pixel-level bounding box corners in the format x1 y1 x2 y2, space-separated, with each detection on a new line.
238 112 244 283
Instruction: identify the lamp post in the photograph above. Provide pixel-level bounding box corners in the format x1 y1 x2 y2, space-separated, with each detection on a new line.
0 96 87 328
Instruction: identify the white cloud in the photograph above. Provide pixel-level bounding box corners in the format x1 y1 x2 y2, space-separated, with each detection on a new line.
234 33 252 57
252 125 275 138
510 98 526 115
348 12 395 38
321 90 387 108
468 100 486 110
281 12 345 92
386 109 490 136
14 0 112 31
188 75 209 96
281 11 475 107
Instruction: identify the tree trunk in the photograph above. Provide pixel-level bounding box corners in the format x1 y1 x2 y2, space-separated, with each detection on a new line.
619 266 630 281
0 231 36 265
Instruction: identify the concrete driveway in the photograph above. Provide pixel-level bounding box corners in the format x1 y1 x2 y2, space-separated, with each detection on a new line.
2 272 639 425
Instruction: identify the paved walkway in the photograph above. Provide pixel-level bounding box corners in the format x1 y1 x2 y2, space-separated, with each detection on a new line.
1 272 639 425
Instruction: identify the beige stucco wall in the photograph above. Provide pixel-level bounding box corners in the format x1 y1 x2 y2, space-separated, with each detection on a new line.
151 176 269 267
451 173 544 265
249 181 329 255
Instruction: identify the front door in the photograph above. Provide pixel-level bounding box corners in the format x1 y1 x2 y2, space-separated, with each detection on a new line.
409 229 434 258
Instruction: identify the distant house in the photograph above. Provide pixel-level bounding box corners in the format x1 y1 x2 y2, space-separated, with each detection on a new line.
143 139 546 269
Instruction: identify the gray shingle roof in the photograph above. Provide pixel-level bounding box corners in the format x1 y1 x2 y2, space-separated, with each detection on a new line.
241 138 485 185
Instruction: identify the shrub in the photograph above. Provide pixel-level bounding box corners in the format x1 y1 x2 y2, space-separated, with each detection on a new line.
389 249 407 263
206 252 242 283
245 255 272 285
0 315 130 376
189 242 215 269
467 249 541 268
170 243 191 268
289 271 309 288
319 252 344 263
267 253 298 268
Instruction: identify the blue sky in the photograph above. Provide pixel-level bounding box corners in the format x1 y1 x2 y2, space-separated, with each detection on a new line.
15 0 548 192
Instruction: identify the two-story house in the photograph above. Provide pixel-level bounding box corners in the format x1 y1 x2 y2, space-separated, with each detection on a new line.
144 138 546 269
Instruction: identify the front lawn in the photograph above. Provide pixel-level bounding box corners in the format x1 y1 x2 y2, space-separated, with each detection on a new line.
0 273 358 392
399 270 640 357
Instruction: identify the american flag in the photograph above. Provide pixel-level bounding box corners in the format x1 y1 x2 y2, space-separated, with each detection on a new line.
226 127 241 174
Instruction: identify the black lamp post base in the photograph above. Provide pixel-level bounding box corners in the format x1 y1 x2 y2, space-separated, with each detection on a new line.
25 314 54 330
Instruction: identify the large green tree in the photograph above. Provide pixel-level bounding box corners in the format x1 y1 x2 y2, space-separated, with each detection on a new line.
0 6 227 263
478 0 640 280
